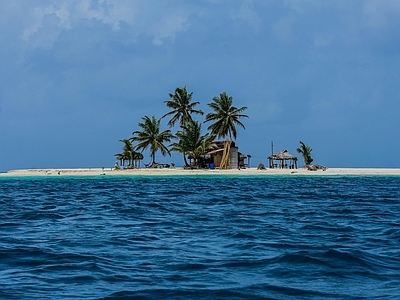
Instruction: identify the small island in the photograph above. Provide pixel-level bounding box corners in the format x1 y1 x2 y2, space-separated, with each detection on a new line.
2 86 400 177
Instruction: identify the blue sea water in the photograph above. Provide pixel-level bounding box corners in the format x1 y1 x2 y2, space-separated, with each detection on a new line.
0 175 399 299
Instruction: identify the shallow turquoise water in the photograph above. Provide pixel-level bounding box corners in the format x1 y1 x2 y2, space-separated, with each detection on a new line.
0 175 399 299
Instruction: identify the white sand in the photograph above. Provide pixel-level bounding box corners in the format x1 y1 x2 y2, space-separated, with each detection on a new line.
1 167 400 177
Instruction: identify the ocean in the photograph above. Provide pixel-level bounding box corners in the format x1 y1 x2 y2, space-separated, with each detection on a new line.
0 175 399 299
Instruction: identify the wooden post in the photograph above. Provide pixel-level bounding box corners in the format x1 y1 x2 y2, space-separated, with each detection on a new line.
220 140 232 169
271 141 274 155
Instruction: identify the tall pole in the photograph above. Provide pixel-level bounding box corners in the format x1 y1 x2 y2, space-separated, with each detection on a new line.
270 141 275 169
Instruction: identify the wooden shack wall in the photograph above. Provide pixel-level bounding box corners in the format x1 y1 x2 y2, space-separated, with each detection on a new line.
229 147 239 169
213 153 223 167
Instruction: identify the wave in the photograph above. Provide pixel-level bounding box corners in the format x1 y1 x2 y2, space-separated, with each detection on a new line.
1 176 400 299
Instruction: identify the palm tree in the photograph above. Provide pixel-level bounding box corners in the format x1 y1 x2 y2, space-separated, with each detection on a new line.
132 152 144 168
131 116 173 166
205 92 248 168
205 92 248 140
119 139 135 166
170 120 216 167
117 139 144 168
296 141 313 166
162 86 204 128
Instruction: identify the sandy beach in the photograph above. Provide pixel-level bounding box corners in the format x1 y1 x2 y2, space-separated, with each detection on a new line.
1 167 400 177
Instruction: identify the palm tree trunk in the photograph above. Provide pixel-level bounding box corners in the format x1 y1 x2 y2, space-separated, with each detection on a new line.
183 153 189 167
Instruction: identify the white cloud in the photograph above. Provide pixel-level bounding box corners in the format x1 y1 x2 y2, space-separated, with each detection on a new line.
15 0 194 48
10 0 280 49
27 12 64 49
152 14 190 46
21 3 71 43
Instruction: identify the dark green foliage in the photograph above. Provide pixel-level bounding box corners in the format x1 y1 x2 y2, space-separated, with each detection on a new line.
205 92 248 140
131 116 173 164
297 141 313 165
170 120 216 167
162 86 203 128
118 139 143 167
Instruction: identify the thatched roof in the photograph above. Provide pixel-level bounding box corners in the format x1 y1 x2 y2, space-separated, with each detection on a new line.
268 150 298 160
187 153 211 160
114 152 144 160
115 153 124 159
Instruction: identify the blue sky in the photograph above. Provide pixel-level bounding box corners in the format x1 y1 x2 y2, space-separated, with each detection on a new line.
1 0 399 171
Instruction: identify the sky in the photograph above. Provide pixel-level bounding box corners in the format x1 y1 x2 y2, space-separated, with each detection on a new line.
1 0 400 171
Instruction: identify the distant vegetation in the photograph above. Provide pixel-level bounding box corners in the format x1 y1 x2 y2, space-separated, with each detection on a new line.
115 86 248 168
131 116 173 167
297 141 313 165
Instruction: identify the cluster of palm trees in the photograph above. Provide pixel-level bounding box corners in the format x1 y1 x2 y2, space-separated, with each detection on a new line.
115 139 144 168
116 86 248 168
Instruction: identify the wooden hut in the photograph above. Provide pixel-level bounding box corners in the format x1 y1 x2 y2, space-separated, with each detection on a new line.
206 141 250 169
268 150 298 169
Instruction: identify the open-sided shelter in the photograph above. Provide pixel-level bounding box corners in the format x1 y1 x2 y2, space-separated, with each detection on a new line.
268 150 298 169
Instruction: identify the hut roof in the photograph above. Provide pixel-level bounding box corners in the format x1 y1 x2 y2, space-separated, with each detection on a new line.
268 150 298 160
114 152 144 160
239 153 247 159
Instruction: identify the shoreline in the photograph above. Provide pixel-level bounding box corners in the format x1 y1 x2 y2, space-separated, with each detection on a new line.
1 167 400 177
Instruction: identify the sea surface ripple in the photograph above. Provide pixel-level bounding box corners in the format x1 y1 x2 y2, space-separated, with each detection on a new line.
0 175 399 299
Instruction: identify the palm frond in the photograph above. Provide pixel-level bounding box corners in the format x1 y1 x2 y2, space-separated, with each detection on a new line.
205 92 248 140
162 86 204 128
131 115 173 164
